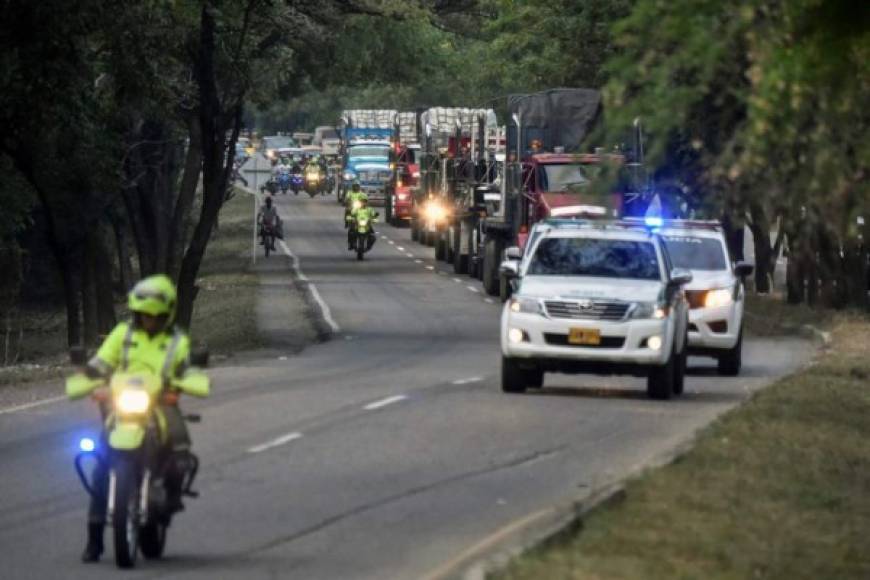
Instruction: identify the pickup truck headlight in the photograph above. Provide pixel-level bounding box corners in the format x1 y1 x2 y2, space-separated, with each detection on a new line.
704 288 733 308
632 302 668 320
509 297 539 314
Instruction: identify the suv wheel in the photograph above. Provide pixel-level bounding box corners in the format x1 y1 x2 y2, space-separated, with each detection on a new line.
647 347 676 400
502 357 540 394
717 329 742 376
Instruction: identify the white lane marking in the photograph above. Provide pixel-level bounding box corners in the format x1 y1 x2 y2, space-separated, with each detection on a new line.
363 395 407 411
467 286 480 293
397 246 405 251
452 278 462 283
380 235 389 239
388 240 395 245
484 298 495 304
425 266 435 270
279 240 341 333
406 253 414 258
0 395 67 416
247 432 303 454
452 377 483 385
415 259 423 264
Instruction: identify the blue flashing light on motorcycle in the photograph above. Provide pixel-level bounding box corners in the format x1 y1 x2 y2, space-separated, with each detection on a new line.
79 437 96 453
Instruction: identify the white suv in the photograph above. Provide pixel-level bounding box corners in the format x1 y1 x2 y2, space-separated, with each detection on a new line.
500 221 692 399
658 222 753 375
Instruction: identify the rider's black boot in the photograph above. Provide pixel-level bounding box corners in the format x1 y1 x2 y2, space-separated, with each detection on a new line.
81 523 104 562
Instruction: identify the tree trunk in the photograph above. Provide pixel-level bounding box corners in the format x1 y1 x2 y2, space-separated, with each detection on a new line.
82 232 99 346
168 118 203 279
93 228 117 335
748 203 772 294
112 212 133 293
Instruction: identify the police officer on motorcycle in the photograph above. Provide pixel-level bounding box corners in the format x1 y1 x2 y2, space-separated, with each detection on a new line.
73 275 209 562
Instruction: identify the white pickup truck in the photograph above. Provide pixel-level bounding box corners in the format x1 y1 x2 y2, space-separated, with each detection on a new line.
499 219 693 399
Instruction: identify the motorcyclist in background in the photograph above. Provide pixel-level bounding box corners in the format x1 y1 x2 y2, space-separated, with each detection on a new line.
346 196 378 250
74 275 209 562
257 195 280 250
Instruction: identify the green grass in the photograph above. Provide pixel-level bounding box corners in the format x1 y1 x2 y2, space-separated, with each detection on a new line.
494 314 870 579
742 293 834 337
189 190 267 355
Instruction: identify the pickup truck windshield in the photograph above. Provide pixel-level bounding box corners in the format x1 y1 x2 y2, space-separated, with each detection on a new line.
539 163 599 192
528 238 661 280
349 146 389 158
662 236 727 271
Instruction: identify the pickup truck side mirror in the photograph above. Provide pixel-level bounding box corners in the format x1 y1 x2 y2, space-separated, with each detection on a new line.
504 246 523 261
190 346 210 368
669 268 693 286
734 262 754 278
69 346 88 366
500 260 520 279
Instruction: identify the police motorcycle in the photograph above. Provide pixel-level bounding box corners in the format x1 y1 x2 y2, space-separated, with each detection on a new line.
67 347 209 569
304 166 324 197
349 210 378 261
276 170 291 195
290 171 303 196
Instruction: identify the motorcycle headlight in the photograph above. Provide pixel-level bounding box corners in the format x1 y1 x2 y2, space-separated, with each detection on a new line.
509 297 540 314
343 171 356 181
631 302 668 319
358 219 369 227
116 389 150 415
704 288 733 308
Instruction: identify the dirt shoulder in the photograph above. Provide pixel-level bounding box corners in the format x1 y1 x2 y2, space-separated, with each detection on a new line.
493 300 870 579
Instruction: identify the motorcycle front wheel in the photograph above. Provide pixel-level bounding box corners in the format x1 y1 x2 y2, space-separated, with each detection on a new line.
356 236 365 261
112 457 141 569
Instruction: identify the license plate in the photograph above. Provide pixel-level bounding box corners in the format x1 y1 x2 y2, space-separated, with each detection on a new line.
568 328 601 345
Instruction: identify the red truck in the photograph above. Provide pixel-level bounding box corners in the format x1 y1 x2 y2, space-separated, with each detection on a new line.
475 88 644 296
383 112 421 226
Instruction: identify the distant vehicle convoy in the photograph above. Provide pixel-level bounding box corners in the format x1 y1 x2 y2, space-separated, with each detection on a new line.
241 89 754 395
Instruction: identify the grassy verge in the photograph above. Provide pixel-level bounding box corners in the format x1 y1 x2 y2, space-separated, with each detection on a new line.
494 303 870 579
189 189 267 355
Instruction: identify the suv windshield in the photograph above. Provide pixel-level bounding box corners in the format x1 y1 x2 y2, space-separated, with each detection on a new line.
539 163 600 192
349 146 389 158
528 238 661 280
662 235 727 271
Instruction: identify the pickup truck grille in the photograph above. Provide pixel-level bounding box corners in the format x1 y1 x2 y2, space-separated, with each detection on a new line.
544 300 630 321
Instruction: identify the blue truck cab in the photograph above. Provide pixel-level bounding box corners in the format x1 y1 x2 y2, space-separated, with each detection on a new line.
340 127 394 205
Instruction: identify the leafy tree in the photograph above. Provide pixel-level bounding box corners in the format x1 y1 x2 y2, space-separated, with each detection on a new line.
601 0 869 303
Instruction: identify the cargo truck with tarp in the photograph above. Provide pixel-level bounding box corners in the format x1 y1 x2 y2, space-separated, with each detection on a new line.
475 88 647 297
409 107 505 272
338 109 397 205
384 111 422 225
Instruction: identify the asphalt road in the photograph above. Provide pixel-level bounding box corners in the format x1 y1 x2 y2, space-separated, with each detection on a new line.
0 191 812 579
